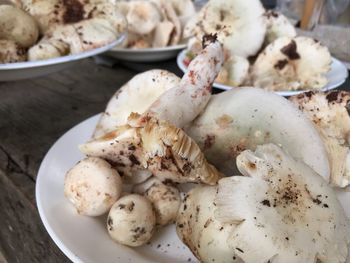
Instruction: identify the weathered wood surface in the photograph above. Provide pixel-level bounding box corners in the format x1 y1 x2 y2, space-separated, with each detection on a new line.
0 57 348 263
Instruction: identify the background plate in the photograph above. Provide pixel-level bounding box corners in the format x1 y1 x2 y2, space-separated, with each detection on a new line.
0 34 126 82
177 49 349 96
107 44 187 62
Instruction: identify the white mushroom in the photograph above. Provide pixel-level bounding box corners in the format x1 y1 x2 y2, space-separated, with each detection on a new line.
28 39 69 61
290 91 350 188
215 144 350 262
107 194 156 247
263 10 296 44
250 36 332 91
176 185 240 263
184 0 266 58
152 21 175 48
133 177 181 225
185 87 330 180
216 55 250 87
93 69 180 138
80 40 224 185
168 0 195 27
126 0 161 35
0 40 27 63
0 5 39 48
64 157 122 216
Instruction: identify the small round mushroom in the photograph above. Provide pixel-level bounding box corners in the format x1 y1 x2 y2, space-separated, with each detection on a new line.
64 157 122 216
0 40 27 63
107 194 156 247
0 5 39 48
133 177 181 225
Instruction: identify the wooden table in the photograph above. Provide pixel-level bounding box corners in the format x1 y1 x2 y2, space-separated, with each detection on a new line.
0 58 349 263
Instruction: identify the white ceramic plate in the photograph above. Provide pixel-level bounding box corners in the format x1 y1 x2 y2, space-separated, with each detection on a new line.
0 34 126 82
36 114 350 263
36 114 198 263
177 49 349 96
106 44 186 62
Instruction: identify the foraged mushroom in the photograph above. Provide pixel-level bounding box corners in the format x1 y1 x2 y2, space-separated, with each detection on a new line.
263 10 296 44
184 0 266 58
93 69 180 138
0 5 39 48
216 55 249 87
186 88 330 180
80 40 224 185
133 177 181 225
290 91 350 188
64 157 122 216
107 194 156 247
176 185 239 263
250 36 331 91
215 144 350 262
0 40 27 63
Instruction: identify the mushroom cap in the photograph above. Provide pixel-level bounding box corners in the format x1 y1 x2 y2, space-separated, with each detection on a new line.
263 10 296 44
64 157 122 216
0 5 39 48
215 144 350 263
216 55 250 87
251 36 332 91
126 0 161 35
0 40 27 63
290 91 350 188
186 0 266 58
93 69 180 138
185 87 330 180
107 194 156 247
28 38 69 61
176 185 240 263
133 177 181 225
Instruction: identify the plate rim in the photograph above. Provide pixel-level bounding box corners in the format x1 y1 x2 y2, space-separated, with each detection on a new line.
35 114 100 263
0 33 126 70
111 43 187 53
176 49 349 96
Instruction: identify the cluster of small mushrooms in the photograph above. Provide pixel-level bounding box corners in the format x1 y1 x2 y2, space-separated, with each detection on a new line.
182 0 332 91
0 0 126 63
117 0 196 48
64 32 350 262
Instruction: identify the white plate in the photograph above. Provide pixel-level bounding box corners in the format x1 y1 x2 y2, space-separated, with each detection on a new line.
36 114 198 263
106 44 186 62
0 34 126 82
177 49 349 96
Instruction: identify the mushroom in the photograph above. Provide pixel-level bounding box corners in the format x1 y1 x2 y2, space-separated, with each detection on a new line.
214 144 350 262
168 0 195 27
185 87 330 180
176 185 239 263
184 0 266 58
263 10 296 45
0 40 27 63
0 5 39 48
250 36 332 91
80 40 224 185
93 69 180 139
133 177 181 226
107 194 156 247
290 91 350 188
216 55 250 87
64 157 122 216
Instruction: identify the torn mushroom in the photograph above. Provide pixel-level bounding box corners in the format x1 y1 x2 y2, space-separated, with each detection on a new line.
64 157 122 216
133 177 181 225
107 194 156 247
0 40 27 63
186 87 330 180
290 91 350 188
215 144 350 263
250 36 331 91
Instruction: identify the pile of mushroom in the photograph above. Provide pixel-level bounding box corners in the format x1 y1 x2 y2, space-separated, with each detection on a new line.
116 0 195 48
63 35 350 262
182 0 332 91
0 0 126 63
